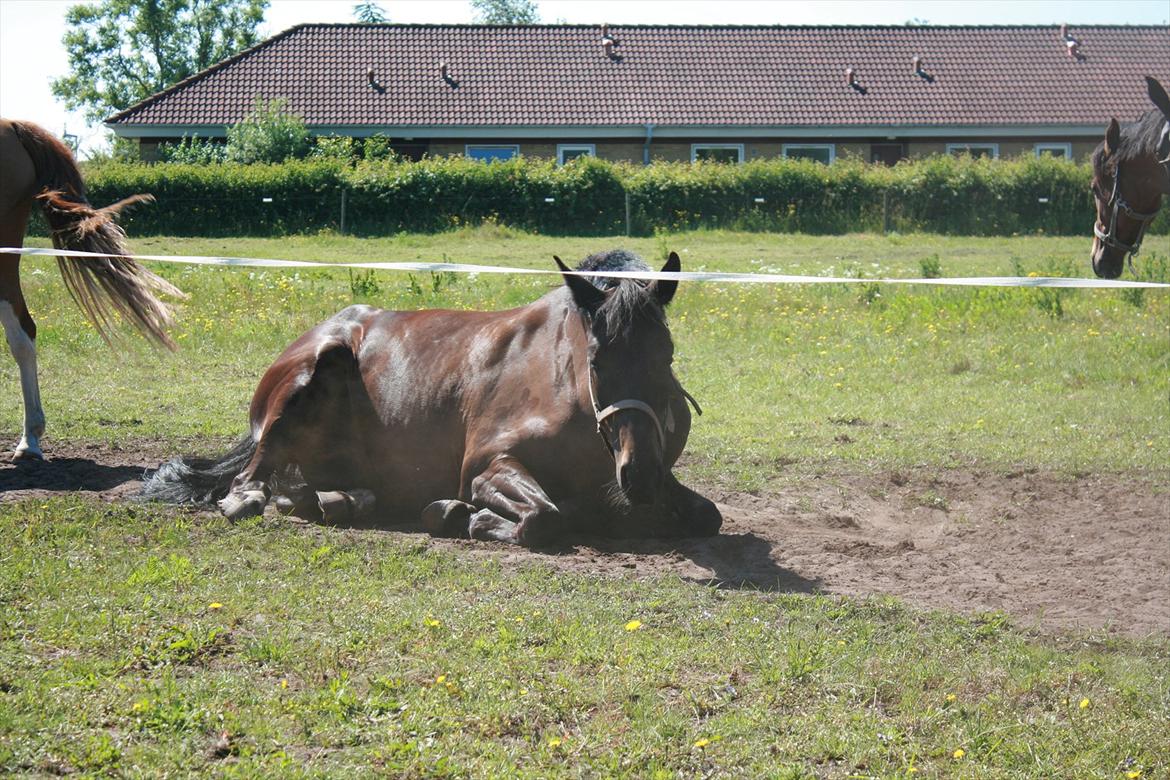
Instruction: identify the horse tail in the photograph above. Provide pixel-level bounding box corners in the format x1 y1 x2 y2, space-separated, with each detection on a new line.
9 120 183 350
140 436 258 507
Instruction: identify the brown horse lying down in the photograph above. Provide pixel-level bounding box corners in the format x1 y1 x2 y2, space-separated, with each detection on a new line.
143 249 722 545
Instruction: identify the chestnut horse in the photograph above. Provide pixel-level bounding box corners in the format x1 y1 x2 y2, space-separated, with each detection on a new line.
143 249 722 545
0 119 181 460
1089 76 1170 278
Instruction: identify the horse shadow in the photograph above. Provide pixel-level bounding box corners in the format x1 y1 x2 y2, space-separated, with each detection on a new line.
309 506 819 595
580 531 821 594
0 457 146 494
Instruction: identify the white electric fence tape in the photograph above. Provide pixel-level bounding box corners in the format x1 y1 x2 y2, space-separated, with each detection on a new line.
2 246 1168 288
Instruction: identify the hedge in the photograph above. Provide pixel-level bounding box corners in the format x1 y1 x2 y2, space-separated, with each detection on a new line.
37 153 1165 237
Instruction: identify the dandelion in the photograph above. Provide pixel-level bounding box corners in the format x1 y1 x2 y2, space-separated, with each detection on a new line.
1126 770 1142 778
548 737 563 748
208 602 223 610
953 748 965 760
435 674 446 684
279 679 288 689
624 619 643 632
693 738 710 749
424 616 441 628
1079 697 1090 710
946 693 957 703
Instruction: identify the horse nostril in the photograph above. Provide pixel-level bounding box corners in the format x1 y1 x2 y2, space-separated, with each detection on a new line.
618 462 632 492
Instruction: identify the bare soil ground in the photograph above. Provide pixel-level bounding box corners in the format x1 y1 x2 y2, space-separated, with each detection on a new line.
2 440 1167 637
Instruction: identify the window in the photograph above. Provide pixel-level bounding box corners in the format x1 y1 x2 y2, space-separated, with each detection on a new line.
465 145 519 162
691 144 744 164
557 144 596 164
782 144 836 164
1034 142 1072 159
946 143 999 159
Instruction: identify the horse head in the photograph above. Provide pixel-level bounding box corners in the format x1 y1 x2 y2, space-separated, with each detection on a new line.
556 251 680 507
1090 76 1170 278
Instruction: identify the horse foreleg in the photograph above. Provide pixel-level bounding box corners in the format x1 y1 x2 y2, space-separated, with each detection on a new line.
466 455 564 546
0 296 44 462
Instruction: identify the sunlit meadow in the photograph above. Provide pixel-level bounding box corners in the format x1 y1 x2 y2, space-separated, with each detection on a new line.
2 230 1167 777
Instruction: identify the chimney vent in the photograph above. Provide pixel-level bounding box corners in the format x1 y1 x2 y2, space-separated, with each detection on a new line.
912 56 922 73
440 61 450 80
1059 24 1085 61
845 67 855 86
601 23 616 58
366 66 384 92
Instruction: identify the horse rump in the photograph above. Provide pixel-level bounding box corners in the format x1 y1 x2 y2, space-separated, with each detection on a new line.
139 437 259 507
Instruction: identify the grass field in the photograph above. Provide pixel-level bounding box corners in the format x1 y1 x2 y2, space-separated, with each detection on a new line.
4 230 1169 482
2 230 1168 777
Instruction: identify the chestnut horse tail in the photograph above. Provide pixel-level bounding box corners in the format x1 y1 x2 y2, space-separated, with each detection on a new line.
9 120 182 349
140 437 258 506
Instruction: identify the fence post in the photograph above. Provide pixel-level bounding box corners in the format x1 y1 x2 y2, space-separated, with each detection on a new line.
882 188 891 234
340 189 348 235
625 190 631 237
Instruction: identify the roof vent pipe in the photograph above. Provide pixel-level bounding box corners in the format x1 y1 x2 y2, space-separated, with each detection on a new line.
1059 23 1084 60
911 56 922 73
440 61 451 81
845 67 855 86
366 66 384 92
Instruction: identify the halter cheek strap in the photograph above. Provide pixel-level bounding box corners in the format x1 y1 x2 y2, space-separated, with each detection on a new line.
586 366 666 454
1095 162 1162 266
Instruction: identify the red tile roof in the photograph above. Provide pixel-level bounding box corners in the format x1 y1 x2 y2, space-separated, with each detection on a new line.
107 24 1170 129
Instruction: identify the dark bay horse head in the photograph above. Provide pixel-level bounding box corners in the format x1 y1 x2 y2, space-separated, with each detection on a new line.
1090 76 1170 278
555 249 681 507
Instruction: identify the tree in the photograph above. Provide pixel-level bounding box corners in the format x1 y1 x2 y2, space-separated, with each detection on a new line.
470 0 539 24
352 1 388 23
52 0 269 123
225 98 311 163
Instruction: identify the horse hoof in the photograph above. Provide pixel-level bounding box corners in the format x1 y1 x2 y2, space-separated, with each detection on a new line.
217 489 266 520
422 500 473 538
317 489 376 525
11 447 44 463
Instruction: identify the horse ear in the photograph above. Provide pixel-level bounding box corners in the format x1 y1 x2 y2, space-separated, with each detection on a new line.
649 251 680 308
555 256 605 313
1105 118 1121 156
1147 76 1170 121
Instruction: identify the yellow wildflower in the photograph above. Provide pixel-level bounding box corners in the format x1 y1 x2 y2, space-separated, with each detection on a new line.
1079 697 1090 710
946 693 957 703
624 619 642 632
208 602 223 610
693 738 710 749
953 748 965 760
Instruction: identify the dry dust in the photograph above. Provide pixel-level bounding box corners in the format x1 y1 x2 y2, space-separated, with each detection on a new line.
2 440 1167 637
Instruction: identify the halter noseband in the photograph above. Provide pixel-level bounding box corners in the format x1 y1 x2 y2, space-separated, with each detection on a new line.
1094 120 1170 266
587 364 667 455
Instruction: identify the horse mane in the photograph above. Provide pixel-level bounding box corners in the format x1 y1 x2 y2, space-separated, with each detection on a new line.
575 249 668 343
1096 108 1168 168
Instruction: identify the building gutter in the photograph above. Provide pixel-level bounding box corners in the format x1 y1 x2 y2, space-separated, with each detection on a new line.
642 123 655 165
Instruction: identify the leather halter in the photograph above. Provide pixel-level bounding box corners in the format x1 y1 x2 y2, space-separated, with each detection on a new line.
1094 120 1170 266
587 364 667 455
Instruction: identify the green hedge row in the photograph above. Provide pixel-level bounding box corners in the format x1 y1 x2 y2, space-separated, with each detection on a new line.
51 154 1167 237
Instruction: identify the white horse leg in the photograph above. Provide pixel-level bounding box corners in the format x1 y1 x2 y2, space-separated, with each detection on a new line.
0 300 44 461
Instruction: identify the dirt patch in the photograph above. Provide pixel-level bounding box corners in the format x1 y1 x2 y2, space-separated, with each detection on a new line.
2 440 1167 637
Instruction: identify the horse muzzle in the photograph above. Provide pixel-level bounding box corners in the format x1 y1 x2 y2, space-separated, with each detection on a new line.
1090 237 1126 279
616 450 665 506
